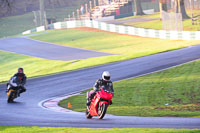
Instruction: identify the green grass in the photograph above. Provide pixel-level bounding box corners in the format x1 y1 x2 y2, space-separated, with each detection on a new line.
0 50 72 82
124 18 200 31
124 19 162 30
59 59 200 117
0 7 77 38
119 12 200 31
0 12 35 38
1 28 200 83
117 12 161 21
0 126 199 133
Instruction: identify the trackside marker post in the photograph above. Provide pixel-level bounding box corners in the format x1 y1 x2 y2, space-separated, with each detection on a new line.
68 102 71 108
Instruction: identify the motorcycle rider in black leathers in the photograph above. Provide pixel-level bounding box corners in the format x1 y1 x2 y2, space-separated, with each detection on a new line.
86 71 114 106
7 67 27 96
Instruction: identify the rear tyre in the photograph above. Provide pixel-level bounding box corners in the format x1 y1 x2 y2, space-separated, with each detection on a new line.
7 91 14 103
85 107 92 119
98 103 107 119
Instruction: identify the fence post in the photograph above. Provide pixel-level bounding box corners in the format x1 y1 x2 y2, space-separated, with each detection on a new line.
73 12 75 20
90 1 92 10
85 3 88 14
94 0 96 7
77 9 80 20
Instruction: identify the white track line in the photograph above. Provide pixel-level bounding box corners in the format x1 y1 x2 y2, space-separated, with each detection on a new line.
38 92 82 114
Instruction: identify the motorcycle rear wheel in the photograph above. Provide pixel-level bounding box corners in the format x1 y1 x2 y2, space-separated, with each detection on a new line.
85 107 92 119
7 91 14 103
98 103 107 119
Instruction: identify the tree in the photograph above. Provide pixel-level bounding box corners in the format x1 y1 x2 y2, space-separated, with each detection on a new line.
159 0 167 13
159 0 190 19
0 0 10 7
178 0 190 19
133 0 144 15
0 0 13 10
0 0 13 17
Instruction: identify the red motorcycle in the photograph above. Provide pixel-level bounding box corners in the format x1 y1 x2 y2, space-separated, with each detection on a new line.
86 85 113 119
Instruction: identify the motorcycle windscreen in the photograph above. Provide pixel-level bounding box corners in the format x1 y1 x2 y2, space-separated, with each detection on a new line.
99 85 113 100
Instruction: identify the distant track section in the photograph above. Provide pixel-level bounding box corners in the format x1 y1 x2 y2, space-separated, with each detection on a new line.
0 37 112 61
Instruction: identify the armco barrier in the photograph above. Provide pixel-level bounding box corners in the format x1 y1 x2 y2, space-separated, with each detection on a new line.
22 20 200 40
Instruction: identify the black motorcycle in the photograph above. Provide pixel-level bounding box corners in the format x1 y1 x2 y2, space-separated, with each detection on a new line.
6 77 23 103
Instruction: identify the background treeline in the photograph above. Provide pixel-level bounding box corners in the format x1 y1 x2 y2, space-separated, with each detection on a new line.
0 0 91 18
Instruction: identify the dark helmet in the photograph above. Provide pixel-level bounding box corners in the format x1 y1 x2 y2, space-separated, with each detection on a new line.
18 67 24 74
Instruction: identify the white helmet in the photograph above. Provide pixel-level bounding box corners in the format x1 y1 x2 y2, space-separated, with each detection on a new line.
102 71 111 81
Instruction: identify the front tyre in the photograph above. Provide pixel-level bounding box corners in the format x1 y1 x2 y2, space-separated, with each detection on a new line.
7 90 14 103
98 103 108 119
85 107 92 119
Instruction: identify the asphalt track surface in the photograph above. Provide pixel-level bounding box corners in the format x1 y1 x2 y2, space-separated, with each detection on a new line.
0 38 200 128
0 37 112 61
106 18 159 25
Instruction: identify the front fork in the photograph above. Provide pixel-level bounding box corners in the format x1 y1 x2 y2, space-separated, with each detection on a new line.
7 89 14 97
6 84 10 92
99 101 108 107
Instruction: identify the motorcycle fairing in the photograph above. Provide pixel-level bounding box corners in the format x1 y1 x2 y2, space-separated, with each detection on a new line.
90 95 100 116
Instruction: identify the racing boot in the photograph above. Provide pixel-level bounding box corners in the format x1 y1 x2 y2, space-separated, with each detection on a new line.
17 89 21 97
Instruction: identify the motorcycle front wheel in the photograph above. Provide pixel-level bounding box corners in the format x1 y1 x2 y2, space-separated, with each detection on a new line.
85 107 92 119
7 90 14 103
98 103 108 119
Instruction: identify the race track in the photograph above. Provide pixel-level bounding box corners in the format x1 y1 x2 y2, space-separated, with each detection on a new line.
0 38 200 128
0 37 112 61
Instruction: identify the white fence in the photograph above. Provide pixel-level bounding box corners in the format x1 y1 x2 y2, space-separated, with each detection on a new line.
22 20 200 40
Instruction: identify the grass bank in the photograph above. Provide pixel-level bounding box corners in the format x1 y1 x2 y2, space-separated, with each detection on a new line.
0 126 199 133
59 59 200 117
1 28 200 83
119 12 200 31
0 12 35 38
0 6 75 38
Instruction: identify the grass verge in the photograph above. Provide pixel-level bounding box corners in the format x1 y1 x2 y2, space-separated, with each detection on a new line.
0 126 200 133
118 12 200 31
59 59 200 117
